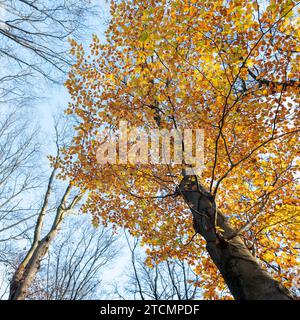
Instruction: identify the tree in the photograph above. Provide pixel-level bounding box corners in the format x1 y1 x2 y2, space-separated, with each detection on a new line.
0 108 40 263
0 0 118 301
115 232 203 300
62 0 300 300
0 110 118 301
7 118 85 300
0 0 96 106
25 218 118 300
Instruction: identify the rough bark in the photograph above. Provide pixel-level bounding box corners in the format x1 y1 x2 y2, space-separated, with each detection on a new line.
178 175 293 300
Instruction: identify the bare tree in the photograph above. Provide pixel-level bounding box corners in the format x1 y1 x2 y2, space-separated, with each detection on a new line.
0 263 10 299
0 110 119 301
8 181 83 299
115 232 202 300
0 108 41 255
0 0 97 105
5 116 83 300
25 218 118 300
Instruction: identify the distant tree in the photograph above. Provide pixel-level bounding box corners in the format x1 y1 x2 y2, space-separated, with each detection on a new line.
0 0 97 105
115 233 203 300
26 219 118 300
7 118 83 300
0 108 39 254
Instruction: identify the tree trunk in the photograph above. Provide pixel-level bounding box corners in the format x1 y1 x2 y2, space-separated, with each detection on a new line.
9 237 52 300
178 175 293 300
8 183 81 300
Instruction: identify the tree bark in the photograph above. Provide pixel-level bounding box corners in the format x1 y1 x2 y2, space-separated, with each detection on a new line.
9 183 82 300
178 175 293 300
9 236 52 300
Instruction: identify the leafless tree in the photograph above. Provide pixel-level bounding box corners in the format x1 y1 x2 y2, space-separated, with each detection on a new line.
0 264 10 299
25 218 118 300
0 107 41 299
0 108 41 259
115 232 202 300
6 116 85 300
0 0 97 106
0 109 119 300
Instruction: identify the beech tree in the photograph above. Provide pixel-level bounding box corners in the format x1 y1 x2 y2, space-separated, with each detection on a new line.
62 0 300 299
